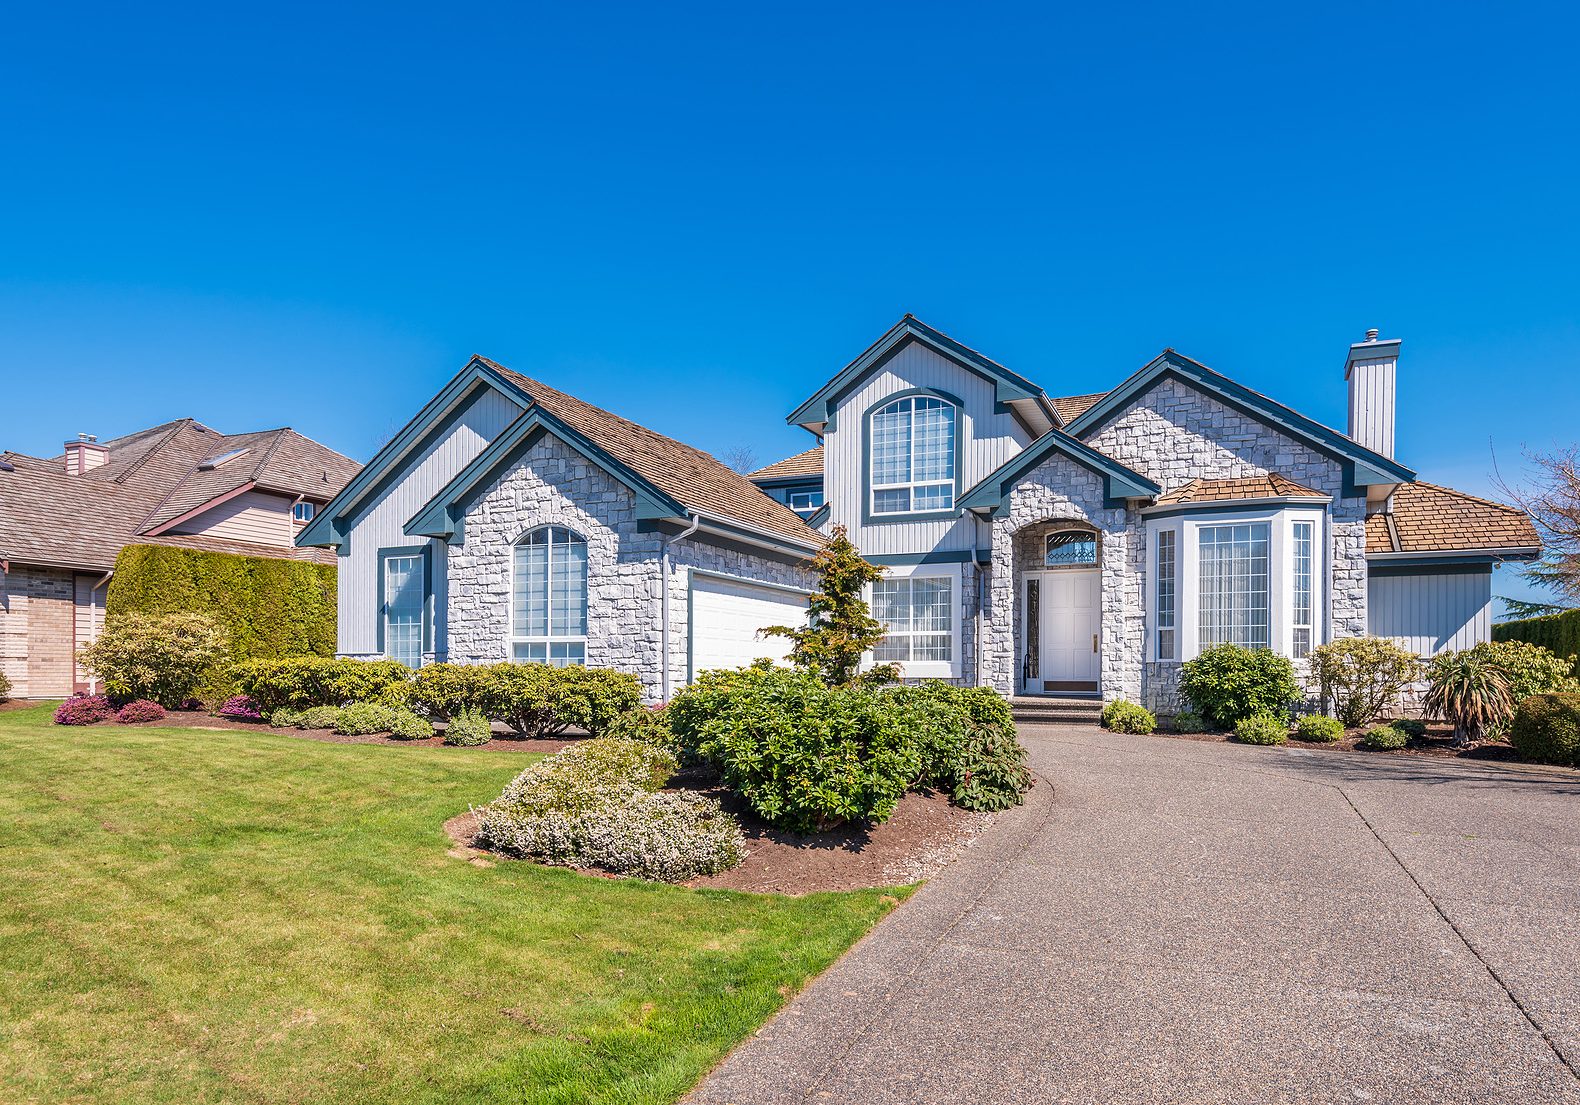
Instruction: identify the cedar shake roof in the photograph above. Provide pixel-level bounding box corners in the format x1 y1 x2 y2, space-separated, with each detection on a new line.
1365 481 1541 556
750 446 824 482
0 418 359 572
1155 474 1328 506
481 361 824 549
1052 391 1109 425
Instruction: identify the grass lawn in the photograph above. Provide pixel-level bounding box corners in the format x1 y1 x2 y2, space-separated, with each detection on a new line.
0 703 905 1104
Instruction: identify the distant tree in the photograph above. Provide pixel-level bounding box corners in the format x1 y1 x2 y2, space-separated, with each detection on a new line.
720 446 759 475
1497 447 1580 617
761 526 898 686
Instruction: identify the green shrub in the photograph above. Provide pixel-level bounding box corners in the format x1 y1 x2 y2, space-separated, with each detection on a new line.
233 657 413 713
1494 609 1580 678
669 667 922 834
1180 644 1299 728
1233 712 1288 745
949 722 1034 812
1425 651 1512 745
1100 700 1156 734
335 701 400 735
1171 709 1207 733
884 682 1030 811
1393 718 1427 739
1464 640 1580 737
603 706 678 757
77 612 229 708
0 670 10 702
1308 637 1422 728
442 706 491 747
269 706 304 728
296 705 342 730
1508 693 1580 766
1294 714 1344 743
405 662 640 736
388 708 435 741
1360 724 1410 751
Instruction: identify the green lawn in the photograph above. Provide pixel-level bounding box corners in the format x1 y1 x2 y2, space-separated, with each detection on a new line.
0 704 903 1104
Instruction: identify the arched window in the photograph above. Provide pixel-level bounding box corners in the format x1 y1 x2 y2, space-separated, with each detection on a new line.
1044 528 1099 568
870 394 957 515
511 526 588 666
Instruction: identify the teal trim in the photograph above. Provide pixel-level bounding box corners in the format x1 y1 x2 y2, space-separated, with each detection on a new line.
861 387 967 526
959 427 1160 516
805 502 831 528
404 405 687 542
375 544 433 660
751 473 825 490
297 363 506 548
1063 351 1416 489
1142 500 1328 522
865 549 986 566
787 315 1056 429
1368 559 1500 577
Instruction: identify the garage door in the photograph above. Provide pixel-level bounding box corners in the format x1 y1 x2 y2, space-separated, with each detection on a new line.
689 573 810 681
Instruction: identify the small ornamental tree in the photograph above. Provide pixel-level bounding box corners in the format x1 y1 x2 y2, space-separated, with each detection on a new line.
77 612 228 708
1308 636 1422 728
762 526 899 686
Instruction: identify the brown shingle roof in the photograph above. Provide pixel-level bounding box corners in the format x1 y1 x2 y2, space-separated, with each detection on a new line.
481 361 824 549
1366 481 1540 556
750 446 824 482
1155 474 1328 505
1052 391 1109 425
0 419 359 572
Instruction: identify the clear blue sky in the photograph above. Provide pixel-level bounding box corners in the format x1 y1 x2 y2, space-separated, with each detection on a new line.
3 2 1576 610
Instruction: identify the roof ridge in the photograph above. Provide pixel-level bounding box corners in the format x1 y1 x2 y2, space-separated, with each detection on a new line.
1408 480 1524 514
114 419 202 485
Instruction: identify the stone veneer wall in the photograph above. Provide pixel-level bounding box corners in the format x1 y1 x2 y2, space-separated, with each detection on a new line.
0 565 76 698
1085 375 1370 712
444 431 812 702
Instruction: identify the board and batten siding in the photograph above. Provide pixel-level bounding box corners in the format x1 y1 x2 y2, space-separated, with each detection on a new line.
1367 568 1491 656
173 490 297 547
823 341 1035 557
338 383 524 657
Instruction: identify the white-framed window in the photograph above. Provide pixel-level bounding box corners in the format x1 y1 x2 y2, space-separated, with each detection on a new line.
870 394 957 515
1198 522 1271 650
1156 529 1177 661
383 553 425 668
1292 520 1314 659
788 489 824 514
870 571 956 676
511 526 588 666
293 500 315 524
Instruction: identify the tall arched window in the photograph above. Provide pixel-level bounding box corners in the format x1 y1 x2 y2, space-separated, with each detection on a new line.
511 526 588 666
870 394 957 515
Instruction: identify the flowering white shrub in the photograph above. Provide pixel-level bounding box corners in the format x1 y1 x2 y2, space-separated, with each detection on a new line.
475 737 743 881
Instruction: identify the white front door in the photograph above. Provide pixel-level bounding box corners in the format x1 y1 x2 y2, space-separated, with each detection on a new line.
1023 570 1100 692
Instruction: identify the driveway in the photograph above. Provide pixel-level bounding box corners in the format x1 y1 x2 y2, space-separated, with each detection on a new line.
690 724 1580 1104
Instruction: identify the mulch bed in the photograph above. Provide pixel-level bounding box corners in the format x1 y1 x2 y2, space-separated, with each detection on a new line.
444 784 994 896
1153 719 1543 764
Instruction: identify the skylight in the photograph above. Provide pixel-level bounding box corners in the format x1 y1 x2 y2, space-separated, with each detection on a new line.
198 448 250 470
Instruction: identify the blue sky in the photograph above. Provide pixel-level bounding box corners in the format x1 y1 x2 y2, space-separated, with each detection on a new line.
3 2 1576 610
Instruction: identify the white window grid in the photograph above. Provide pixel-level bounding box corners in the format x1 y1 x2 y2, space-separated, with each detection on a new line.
384 554 424 669
871 576 953 663
870 395 956 514
1197 523 1270 650
1156 529 1176 660
511 527 588 666
1292 520 1313 659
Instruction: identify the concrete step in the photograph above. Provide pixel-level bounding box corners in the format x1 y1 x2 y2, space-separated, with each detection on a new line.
1011 695 1103 725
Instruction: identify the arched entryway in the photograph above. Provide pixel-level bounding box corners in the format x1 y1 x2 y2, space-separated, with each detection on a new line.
1016 522 1101 694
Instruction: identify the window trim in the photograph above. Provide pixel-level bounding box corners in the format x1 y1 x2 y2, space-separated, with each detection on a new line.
862 387 964 524
293 500 315 524
787 488 824 514
865 563 960 679
377 544 431 667
1155 527 1177 662
1291 519 1315 659
509 525 589 667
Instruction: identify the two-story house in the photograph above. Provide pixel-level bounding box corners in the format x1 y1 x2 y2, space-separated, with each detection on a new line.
301 318 1539 710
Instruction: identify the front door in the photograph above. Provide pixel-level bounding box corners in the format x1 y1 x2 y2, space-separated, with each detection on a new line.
1022 570 1100 693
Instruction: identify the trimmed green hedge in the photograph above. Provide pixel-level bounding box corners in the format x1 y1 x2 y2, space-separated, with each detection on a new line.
1494 610 1580 677
107 544 336 700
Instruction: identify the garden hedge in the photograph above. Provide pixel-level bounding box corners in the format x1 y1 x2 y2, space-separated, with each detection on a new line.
107 544 337 699
1494 609 1580 677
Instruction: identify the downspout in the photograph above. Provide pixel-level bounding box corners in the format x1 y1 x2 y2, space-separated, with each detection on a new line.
659 513 702 703
87 569 113 694
973 513 987 688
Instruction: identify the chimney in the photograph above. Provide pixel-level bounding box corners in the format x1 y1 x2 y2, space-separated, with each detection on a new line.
1345 329 1401 459
64 433 108 475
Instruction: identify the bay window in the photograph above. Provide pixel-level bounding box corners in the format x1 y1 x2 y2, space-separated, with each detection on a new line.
1197 523 1271 650
870 394 957 515
1156 529 1176 660
511 526 588 666
1292 520 1314 658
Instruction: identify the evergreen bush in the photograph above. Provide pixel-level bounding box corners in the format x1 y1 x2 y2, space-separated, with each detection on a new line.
1233 712 1288 745
1180 644 1299 728
77 612 229 708
1360 724 1410 751
1100 700 1157 734
441 706 491 746
1294 714 1344 743
1508 693 1580 766
335 701 400 735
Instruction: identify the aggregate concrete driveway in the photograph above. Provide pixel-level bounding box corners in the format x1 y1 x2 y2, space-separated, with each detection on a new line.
691 724 1580 1105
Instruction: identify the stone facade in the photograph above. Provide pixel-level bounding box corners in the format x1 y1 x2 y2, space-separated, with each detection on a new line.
444 431 811 702
0 565 77 699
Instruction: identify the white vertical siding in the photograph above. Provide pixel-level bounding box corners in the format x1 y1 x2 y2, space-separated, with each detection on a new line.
339 384 524 656
1347 356 1396 459
173 490 296 546
823 341 1034 557
1367 569 1490 656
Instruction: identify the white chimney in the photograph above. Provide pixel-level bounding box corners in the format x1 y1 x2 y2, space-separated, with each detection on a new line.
64 433 108 475
1345 329 1400 458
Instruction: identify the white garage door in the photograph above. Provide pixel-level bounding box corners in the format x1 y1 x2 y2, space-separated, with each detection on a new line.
689 573 810 681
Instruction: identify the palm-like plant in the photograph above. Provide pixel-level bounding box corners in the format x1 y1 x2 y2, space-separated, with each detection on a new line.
1424 652 1513 747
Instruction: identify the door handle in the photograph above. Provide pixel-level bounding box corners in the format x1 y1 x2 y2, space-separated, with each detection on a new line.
1092 634 1099 653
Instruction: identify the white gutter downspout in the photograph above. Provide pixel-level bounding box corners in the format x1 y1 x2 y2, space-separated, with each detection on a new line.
659 514 702 703
86 569 113 694
973 513 988 688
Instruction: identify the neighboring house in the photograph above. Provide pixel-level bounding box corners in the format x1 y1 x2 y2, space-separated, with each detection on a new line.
0 420 361 698
306 318 1538 710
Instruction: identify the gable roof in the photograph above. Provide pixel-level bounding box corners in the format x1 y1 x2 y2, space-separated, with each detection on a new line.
0 418 356 572
959 427 1161 516
1155 474 1328 506
750 446 824 483
788 315 1059 435
1366 481 1540 559
1051 391 1108 426
1063 349 1416 492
